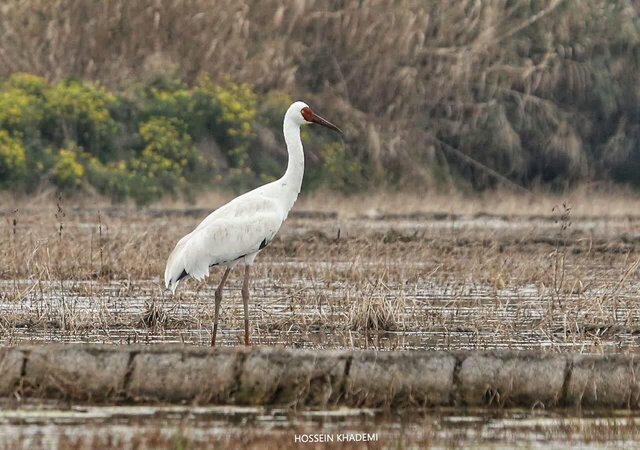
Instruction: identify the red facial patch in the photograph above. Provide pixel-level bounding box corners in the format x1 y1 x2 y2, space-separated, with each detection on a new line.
301 107 314 122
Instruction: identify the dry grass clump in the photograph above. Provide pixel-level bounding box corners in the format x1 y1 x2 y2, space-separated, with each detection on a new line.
139 300 171 330
348 298 399 332
348 287 403 332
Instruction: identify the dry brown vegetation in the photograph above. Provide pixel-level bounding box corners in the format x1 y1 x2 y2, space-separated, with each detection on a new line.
0 190 637 352
1 0 639 190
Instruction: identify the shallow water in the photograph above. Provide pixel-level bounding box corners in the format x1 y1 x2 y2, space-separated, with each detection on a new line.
0 404 638 449
0 267 638 353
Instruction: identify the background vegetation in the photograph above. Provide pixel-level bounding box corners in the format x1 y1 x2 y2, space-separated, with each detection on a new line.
0 0 639 202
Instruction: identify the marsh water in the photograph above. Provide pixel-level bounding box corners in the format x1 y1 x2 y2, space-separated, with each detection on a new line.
1 403 639 449
1 275 640 353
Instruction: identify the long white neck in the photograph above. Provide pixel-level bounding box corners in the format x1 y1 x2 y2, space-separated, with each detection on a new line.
279 116 304 210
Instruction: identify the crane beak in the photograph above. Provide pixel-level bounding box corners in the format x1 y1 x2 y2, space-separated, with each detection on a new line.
309 112 343 134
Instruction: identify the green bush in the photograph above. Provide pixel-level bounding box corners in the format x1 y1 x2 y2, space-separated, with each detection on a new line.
3 72 47 96
132 79 194 123
127 117 196 204
0 73 350 202
51 147 84 189
44 80 118 159
318 141 366 193
212 79 257 164
0 130 27 188
0 87 44 134
85 157 131 202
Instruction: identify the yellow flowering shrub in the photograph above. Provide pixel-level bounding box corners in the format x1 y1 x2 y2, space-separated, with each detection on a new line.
51 148 84 189
319 142 365 193
0 130 27 187
208 79 259 189
127 117 195 203
138 117 193 169
45 80 118 155
4 73 47 96
85 156 132 202
0 88 44 132
214 80 257 139
147 88 192 117
0 72 359 200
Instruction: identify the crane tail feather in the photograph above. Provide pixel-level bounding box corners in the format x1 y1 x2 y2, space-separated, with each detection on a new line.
165 269 188 294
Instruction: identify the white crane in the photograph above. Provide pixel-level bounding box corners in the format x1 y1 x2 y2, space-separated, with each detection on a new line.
164 101 342 346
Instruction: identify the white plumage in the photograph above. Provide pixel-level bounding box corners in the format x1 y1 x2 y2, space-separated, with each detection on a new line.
164 193 283 290
163 101 342 346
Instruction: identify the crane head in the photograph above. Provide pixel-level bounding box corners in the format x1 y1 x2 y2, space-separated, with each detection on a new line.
288 101 342 134
301 106 342 134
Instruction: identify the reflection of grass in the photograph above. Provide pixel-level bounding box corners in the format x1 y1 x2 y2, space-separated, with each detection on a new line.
3 408 640 449
0 191 638 350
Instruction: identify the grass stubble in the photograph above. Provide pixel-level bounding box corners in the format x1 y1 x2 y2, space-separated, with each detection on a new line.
0 189 638 353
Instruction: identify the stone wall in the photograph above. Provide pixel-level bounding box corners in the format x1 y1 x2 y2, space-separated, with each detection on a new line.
2 345 638 408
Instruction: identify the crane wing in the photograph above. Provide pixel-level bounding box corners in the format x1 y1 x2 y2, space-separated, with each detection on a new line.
164 196 283 291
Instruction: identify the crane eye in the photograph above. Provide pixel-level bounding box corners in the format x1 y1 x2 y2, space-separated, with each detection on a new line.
301 107 314 122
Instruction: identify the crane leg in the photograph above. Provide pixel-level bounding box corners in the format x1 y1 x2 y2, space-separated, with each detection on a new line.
242 265 251 346
211 267 231 347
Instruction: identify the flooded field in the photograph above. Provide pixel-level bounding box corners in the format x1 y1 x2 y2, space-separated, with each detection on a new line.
0 200 639 448
1 403 639 449
0 207 639 353
2 270 640 352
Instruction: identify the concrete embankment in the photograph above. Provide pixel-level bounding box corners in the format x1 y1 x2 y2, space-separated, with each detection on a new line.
1 345 638 409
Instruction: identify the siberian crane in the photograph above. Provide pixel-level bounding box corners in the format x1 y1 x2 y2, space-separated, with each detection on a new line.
164 101 342 346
